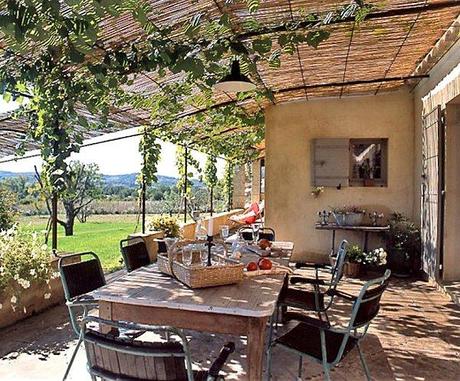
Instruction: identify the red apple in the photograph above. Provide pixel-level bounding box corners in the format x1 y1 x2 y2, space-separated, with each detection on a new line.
246 261 258 271
259 258 272 270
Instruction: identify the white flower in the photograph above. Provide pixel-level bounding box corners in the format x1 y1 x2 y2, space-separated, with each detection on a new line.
10 295 17 304
18 278 31 289
44 293 51 300
30 269 36 276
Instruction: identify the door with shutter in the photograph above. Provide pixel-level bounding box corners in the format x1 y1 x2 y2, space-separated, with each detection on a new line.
421 106 445 280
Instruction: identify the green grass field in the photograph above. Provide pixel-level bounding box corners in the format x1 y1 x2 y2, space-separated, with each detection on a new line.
20 215 143 272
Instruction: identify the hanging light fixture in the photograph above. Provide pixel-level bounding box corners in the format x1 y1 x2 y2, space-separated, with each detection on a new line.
214 60 256 93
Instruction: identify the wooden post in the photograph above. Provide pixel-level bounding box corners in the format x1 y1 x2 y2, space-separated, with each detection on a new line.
184 146 188 223
51 193 58 254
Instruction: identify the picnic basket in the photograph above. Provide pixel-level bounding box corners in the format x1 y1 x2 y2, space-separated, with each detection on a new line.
157 239 244 288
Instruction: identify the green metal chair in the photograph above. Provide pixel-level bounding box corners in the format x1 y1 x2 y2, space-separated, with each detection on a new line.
120 238 151 272
277 240 348 319
64 316 235 381
58 251 106 336
266 269 391 381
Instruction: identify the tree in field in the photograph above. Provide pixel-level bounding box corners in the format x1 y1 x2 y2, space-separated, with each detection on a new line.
204 156 218 215
0 186 18 231
35 161 103 237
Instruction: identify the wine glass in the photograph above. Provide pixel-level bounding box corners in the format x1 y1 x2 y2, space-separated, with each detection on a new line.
252 224 260 244
182 245 193 267
199 245 208 267
220 225 230 241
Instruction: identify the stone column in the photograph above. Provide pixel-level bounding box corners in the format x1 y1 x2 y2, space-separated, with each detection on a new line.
232 164 246 209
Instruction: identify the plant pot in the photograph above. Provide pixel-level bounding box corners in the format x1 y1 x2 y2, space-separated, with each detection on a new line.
343 262 361 278
388 248 412 277
333 212 364 226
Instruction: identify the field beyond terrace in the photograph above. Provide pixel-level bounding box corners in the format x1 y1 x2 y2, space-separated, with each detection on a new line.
20 214 144 272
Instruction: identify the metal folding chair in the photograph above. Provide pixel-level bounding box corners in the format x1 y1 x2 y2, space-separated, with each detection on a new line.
58 251 106 336
267 270 391 381
64 316 235 381
120 238 151 272
277 240 348 319
237 225 276 241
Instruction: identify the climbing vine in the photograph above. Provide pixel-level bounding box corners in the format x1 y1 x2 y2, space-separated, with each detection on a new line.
0 0 372 194
175 145 201 196
204 155 218 213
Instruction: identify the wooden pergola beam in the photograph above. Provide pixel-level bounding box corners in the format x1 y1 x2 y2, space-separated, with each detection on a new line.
275 74 429 94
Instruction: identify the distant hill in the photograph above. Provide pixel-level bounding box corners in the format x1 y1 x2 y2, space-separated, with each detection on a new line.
0 170 202 188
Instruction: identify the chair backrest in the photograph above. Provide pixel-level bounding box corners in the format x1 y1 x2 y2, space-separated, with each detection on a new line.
237 225 276 241
349 269 391 329
58 252 106 301
82 317 194 381
120 238 151 272
329 240 348 290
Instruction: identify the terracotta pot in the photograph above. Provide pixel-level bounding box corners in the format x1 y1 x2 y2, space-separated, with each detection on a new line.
343 262 361 278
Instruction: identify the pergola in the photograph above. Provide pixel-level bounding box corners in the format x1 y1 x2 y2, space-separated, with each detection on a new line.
0 0 459 249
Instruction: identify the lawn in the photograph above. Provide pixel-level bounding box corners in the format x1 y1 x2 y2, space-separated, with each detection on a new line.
20 214 143 272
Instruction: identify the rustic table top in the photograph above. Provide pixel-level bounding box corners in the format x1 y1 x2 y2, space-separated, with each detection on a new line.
315 223 390 232
89 264 285 318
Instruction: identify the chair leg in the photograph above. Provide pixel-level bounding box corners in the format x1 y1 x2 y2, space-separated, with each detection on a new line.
357 342 372 381
62 335 83 381
266 343 274 381
320 331 331 381
297 355 303 380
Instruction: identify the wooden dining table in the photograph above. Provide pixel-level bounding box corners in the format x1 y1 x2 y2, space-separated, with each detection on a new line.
88 263 287 380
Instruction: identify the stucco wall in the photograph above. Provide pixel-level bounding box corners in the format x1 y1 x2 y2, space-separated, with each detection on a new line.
265 91 415 262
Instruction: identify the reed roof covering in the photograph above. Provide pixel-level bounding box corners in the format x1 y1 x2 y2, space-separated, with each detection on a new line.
0 0 459 158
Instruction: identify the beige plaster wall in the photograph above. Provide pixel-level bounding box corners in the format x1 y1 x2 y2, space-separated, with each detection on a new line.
265 91 415 262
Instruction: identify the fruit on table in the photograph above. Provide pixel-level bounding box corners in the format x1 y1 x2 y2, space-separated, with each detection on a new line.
258 258 272 270
246 261 258 271
258 238 272 250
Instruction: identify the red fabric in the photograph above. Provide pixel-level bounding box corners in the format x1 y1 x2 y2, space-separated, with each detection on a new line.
243 215 257 225
243 203 260 224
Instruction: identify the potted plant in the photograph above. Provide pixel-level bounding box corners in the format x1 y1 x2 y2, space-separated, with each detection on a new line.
344 244 366 277
384 213 421 277
363 248 388 274
331 205 366 226
148 216 181 253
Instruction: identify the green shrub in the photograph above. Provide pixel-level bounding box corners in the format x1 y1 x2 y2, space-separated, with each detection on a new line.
346 244 365 264
147 215 180 238
0 187 18 232
0 227 54 307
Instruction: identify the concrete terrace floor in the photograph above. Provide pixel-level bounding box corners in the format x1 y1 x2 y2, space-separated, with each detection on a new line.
0 274 459 381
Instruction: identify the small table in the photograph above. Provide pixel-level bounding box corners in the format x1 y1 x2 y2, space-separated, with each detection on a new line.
315 224 390 253
88 265 285 380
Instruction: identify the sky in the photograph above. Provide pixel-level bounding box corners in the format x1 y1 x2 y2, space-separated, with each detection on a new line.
0 100 225 178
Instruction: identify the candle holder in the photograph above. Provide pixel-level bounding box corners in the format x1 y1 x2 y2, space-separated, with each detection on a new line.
206 235 214 266
318 210 331 226
369 211 384 226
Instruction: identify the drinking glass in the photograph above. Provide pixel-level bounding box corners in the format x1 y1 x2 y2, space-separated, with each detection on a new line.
182 245 193 267
220 225 229 240
212 245 226 266
200 245 209 267
252 224 260 243
164 237 178 251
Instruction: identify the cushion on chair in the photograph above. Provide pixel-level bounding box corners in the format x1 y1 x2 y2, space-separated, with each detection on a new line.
280 288 325 311
275 322 358 363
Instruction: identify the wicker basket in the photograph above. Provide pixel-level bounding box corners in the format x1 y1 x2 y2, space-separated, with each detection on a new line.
157 239 244 288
